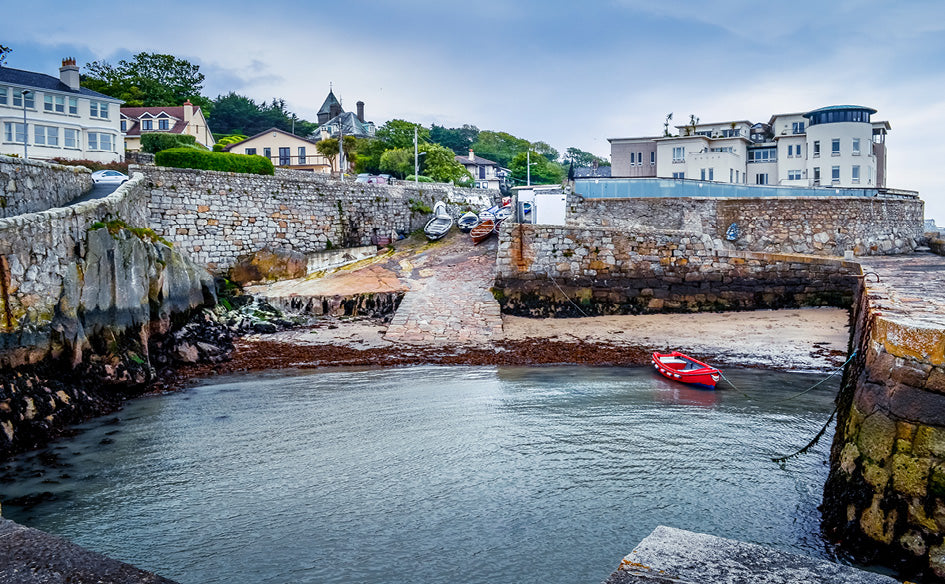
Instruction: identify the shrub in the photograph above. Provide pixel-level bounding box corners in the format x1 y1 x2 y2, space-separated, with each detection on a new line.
406 174 434 183
141 132 199 153
155 148 274 175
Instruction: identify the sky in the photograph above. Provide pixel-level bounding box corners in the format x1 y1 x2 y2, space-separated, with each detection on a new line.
3 0 944 219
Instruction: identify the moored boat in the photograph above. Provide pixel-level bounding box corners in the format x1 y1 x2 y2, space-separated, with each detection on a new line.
651 351 720 389
470 218 496 244
424 201 454 241
457 211 479 232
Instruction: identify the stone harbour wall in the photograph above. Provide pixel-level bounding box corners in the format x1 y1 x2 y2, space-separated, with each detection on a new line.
494 223 860 317
823 270 945 581
0 155 92 218
140 166 496 272
569 195 924 256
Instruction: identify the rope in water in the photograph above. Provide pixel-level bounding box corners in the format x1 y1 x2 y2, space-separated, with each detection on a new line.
776 350 858 403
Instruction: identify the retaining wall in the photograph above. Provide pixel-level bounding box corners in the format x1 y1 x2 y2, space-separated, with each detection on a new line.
139 166 495 272
569 195 924 256
0 155 92 218
494 223 860 316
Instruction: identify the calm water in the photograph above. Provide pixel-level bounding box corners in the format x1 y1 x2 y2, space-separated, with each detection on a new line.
0 365 841 584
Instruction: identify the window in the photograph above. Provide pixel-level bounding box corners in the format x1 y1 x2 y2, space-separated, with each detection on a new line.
279 147 291 165
730 168 733 183
747 147 776 162
4 122 26 143
831 165 840 183
813 167 821 184
34 125 59 146
831 138 840 156
0 87 6 105
852 165 860 183
852 138 860 155
650 151 655 165
89 132 113 151
158 118 169 130
700 168 705 181
142 119 153 131
298 147 306 164
630 152 635 165
68 97 78 115
672 172 685 179
787 144 793 157
64 128 78 148
90 100 109 119
755 173 768 185
263 147 271 159
792 121 805 134
44 95 66 113
813 141 820 157
245 148 257 155
637 151 642 165
721 129 741 138
708 168 713 181
12 90 34 108
120 120 127 132
735 170 740 183
788 170 802 180
672 146 685 162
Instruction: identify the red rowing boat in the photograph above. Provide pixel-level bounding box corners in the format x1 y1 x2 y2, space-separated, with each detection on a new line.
470 218 496 244
652 351 720 389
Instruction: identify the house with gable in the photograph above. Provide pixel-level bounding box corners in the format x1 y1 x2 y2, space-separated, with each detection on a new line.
0 58 123 162
314 89 375 140
455 149 505 190
224 127 331 173
121 100 215 152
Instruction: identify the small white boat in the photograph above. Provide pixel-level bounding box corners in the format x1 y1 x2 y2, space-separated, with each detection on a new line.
424 201 454 241
457 211 479 232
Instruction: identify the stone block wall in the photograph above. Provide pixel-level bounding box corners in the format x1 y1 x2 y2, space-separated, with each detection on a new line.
139 166 495 272
569 195 924 256
0 155 92 218
823 279 945 581
494 223 859 317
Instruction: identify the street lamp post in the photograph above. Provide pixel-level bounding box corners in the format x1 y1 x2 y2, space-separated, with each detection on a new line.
21 90 30 160
413 127 426 187
526 150 538 186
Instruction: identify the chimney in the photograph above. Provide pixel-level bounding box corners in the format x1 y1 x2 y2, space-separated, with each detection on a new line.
183 99 193 124
356 101 365 123
468 149 475 161
59 57 80 91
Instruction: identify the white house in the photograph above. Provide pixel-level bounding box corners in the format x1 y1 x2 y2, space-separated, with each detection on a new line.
455 149 504 190
0 58 124 163
610 105 889 189
121 101 215 152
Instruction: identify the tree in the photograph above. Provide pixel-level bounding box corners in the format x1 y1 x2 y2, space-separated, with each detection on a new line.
208 93 317 137
563 147 610 167
82 52 210 109
0 45 11 68
376 119 428 149
429 124 480 155
316 136 357 173
379 148 413 179
531 141 559 163
419 143 473 185
509 150 565 186
353 137 387 174
470 131 530 168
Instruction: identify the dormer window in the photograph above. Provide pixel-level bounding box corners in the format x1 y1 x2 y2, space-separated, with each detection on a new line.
142 119 153 131
158 118 169 130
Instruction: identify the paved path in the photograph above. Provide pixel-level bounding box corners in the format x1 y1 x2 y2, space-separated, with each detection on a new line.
384 232 504 345
858 252 945 327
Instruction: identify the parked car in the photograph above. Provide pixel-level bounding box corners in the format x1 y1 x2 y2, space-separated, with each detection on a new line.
91 170 129 185
354 173 372 183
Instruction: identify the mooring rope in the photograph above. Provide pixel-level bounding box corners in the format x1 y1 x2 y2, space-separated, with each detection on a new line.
548 276 589 317
771 403 840 464
776 350 857 403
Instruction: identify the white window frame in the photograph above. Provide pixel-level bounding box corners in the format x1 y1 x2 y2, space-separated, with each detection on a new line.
34 125 59 147
650 151 655 165
831 165 840 183
4 122 26 143
64 128 78 149
298 146 306 164
158 118 169 130
68 97 78 115
0 86 7 106
142 119 153 131
672 146 685 162
90 100 109 119
852 138 861 156
831 138 840 156
813 141 820 157
851 165 860 184
44 95 66 113
788 170 802 181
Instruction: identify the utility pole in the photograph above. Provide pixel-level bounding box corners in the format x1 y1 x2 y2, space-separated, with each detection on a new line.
21 90 29 160
338 123 344 181
414 127 418 188
527 150 530 186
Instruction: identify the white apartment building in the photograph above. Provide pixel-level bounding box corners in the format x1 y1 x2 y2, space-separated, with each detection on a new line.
0 59 124 163
609 105 889 189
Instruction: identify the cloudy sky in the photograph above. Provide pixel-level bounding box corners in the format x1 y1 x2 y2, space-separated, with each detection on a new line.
3 0 944 219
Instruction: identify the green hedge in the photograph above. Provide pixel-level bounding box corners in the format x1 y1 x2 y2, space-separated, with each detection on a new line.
154 148 275 175
141 132 200 153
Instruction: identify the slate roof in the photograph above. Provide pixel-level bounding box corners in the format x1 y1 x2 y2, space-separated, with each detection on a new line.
321 111 373 138
0 66 120 101
572 166 612 178
318 90 341 115
121 105 203 137
223 127 321 151
456 153 498 166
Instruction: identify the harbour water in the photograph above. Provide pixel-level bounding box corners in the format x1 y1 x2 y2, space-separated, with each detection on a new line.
0 365 842 583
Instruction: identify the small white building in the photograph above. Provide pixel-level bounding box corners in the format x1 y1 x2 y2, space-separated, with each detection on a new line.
610 105 889 189
0 58 123 163
455 150 504 190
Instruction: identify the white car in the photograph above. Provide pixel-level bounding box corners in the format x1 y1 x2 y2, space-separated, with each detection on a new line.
91 170 129 185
